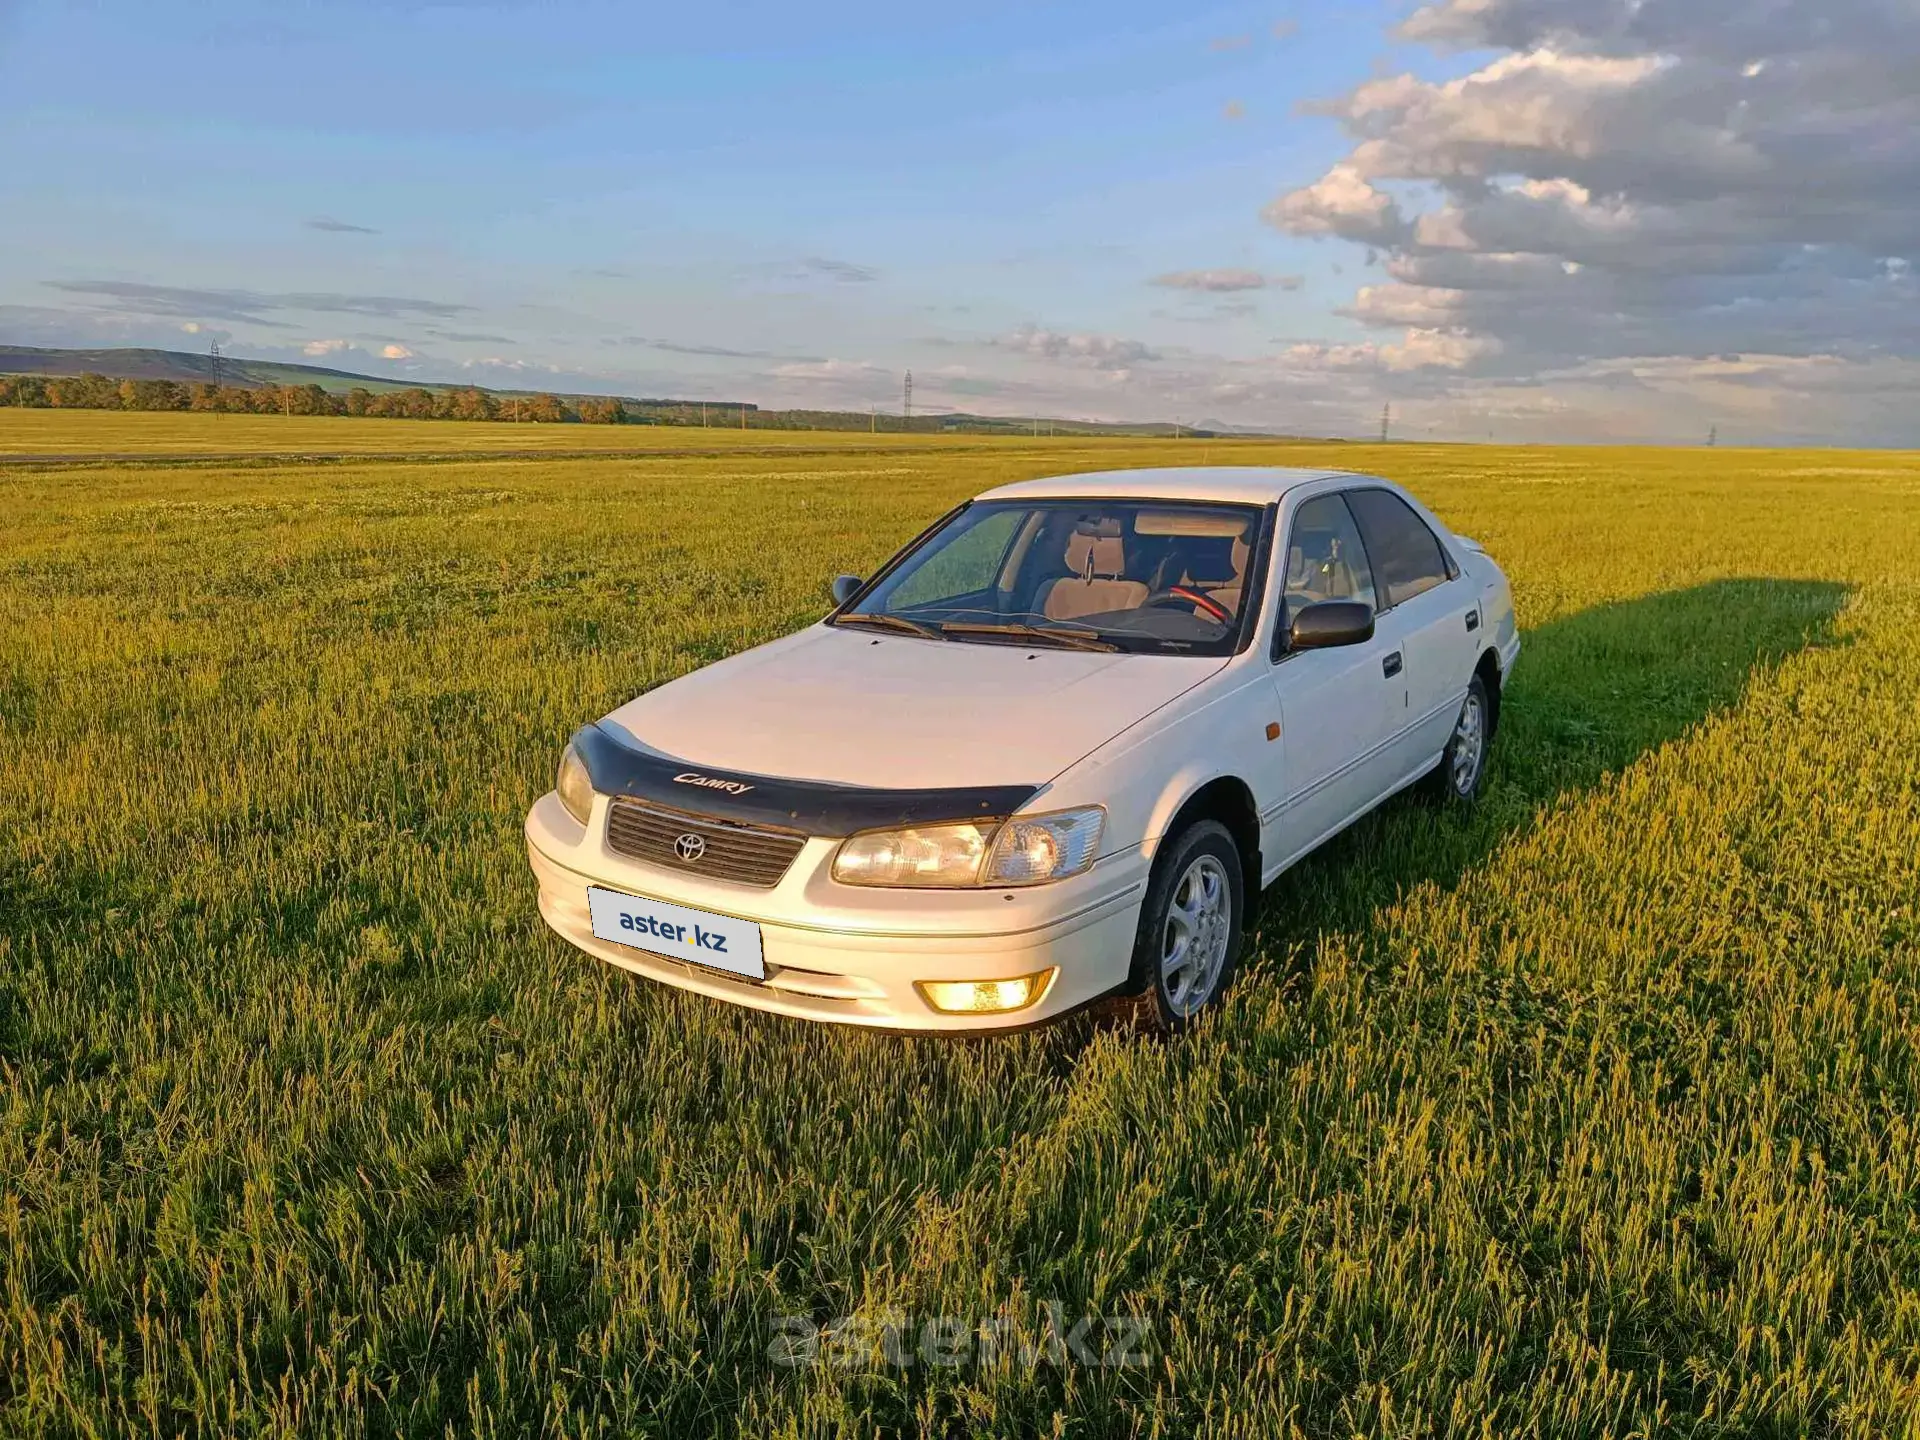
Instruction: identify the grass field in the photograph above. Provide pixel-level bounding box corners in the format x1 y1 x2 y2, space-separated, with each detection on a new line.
0 410 1235 459
3 421 1920 1437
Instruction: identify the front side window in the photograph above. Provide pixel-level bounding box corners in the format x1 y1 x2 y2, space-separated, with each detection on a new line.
836 499 1266 655
1283 493 1377 617
1344 488 1452 609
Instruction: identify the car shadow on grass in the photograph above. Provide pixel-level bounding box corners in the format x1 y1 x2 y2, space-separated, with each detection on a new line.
1238 575 1852 978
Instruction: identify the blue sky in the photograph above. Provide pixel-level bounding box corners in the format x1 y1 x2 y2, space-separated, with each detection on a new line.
0 1 1431 426
4 0 1915 442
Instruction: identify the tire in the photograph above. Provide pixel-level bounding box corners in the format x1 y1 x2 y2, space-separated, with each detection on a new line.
1125 819 1245 1032
1423 671 1491 805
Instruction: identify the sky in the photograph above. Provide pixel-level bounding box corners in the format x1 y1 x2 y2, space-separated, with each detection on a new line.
2 0 1916 444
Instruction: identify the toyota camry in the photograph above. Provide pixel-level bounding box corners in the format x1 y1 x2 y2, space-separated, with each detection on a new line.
525 467 1519 1032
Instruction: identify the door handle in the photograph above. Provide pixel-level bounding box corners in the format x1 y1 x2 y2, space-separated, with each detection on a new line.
1382 651 1403 678
1465 609 1480 632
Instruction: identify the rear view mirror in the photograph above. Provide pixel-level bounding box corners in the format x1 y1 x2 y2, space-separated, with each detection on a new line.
1288 600 1375 651
830 574 863 607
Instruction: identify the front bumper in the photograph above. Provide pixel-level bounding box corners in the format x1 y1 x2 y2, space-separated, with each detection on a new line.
523 791 1147 1032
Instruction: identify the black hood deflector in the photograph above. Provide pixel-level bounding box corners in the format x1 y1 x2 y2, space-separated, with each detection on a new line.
572 723 1042 838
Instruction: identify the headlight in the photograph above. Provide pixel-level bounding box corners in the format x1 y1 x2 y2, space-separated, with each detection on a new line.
832 806 1105 888
555 743 596 827
832 821 995 887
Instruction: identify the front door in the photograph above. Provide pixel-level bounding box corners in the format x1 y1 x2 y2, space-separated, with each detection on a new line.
1267 492 1396 865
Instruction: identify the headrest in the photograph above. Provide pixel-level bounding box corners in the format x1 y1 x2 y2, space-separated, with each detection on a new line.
1178 535 1240 583
1064 532 1127 579
1295 527 1339 562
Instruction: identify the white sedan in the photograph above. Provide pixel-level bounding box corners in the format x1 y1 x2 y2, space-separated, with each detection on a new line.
525 467 1519 1032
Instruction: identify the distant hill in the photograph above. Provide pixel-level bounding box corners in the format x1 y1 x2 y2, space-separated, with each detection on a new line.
0 344 733 406
0 343 1295 438
0 344 668 402
0 345 445 396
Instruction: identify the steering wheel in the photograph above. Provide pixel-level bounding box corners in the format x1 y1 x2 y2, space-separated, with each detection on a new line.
1143 585 1232 623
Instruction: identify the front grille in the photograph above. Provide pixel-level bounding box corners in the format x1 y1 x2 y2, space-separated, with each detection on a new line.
605 797 808 887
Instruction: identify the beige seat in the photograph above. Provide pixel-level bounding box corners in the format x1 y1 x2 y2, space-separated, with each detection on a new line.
1039 532 1148 621
1174 534 1249 618
1286 530 1362 607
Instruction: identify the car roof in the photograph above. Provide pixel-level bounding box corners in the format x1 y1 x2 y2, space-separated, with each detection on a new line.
975 465 1378 506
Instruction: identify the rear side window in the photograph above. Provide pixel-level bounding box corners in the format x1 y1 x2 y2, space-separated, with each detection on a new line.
1344 489 1451 608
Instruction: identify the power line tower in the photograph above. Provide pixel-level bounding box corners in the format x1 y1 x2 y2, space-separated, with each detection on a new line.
1379 402 1391 443
1706 424 1718 447
209 339 222 389
903 370 913 425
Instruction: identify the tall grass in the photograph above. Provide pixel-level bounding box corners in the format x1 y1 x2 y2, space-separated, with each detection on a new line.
0 410 1231 458
2 437 1918 1436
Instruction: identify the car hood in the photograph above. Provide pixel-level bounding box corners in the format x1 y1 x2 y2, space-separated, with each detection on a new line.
599 624 1226 789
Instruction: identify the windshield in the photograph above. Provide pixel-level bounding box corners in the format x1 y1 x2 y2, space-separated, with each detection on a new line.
835 499 1267 655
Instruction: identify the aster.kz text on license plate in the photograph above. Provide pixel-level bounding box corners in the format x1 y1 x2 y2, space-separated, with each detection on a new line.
587 887 766 982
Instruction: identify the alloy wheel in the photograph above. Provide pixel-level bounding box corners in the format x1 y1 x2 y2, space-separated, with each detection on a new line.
1452 690 1486 796
1160 854 1233 1017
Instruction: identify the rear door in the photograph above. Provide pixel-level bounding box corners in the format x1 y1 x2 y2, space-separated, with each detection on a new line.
1344 488 1478 787
1267 492 1397 863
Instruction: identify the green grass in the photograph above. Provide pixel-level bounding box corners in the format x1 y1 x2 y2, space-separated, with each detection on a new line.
2 434 1919 1437
0 409 1255 458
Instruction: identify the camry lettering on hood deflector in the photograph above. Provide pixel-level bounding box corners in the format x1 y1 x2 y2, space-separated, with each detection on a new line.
673 772 756 796
572 723 1041 839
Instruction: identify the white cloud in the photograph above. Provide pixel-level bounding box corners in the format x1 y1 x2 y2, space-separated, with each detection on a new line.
303 339 351 357
380 343 413 360
997 326 1160 369
1257 0 1920 437
1265 163 1409 246
1380 328 1505 371
1150 269 1303 293
768 358 889 381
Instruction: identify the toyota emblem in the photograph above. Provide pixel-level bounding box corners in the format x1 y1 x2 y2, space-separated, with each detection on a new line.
674 833 708 863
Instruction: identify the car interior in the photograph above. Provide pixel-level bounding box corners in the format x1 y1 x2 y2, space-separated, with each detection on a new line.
1283 524 1373 613
1026 510 1255 630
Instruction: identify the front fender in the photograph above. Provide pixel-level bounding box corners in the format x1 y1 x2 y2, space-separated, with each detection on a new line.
1040 665 1278 869
1136 766 1259 867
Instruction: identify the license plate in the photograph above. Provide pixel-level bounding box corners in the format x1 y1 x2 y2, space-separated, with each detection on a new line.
587 886 767 982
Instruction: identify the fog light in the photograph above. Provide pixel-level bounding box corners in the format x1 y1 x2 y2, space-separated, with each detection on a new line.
916 969 1057 1016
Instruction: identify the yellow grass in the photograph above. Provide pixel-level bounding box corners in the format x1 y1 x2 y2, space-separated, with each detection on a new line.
3 426 1919 1436
0 408 1177 457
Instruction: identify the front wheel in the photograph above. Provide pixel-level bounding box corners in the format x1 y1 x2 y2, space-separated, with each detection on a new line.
1126 819 1245 1032
1423 672 1491 805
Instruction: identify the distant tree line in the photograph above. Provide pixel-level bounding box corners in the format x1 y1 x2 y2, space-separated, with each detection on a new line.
0 373 634 423
0 370 1224 436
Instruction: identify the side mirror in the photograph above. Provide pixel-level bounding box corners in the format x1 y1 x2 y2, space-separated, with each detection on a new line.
1288 600 1375 651
829 574 863 607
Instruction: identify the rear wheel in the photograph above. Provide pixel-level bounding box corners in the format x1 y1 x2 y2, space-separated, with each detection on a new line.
1424 672 1490 804
1126 819 1245 1032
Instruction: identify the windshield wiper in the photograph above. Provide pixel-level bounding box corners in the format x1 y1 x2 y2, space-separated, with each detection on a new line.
834 612 944 641
938 621 1119 653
